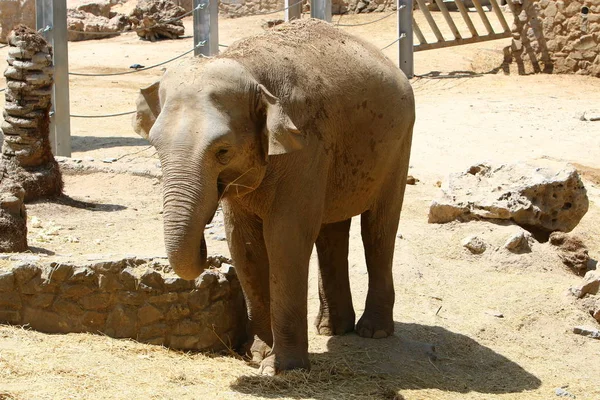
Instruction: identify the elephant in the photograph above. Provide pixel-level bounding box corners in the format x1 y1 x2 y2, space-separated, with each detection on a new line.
133 19 415 375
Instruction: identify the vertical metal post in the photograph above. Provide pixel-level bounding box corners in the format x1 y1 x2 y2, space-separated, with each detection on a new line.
285 0 302 21
194 0 219 57
397 0 414 78
36 0 72 156
311 0 331 22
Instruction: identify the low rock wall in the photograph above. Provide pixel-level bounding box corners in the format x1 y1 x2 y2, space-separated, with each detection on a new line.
218 0 396 17
0 256 248 351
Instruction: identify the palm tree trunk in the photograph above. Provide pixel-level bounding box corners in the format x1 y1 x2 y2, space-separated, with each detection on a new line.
1 24 62 202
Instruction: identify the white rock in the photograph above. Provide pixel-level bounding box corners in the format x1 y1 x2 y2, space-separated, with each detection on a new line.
429 161 589 238
462 235 487 254
504 230 531 252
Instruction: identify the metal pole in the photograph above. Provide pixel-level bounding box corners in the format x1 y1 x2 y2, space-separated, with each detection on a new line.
36 0 72 157
194 0 219 57
311 0 331 22
285 0 302 21
397 0 414 78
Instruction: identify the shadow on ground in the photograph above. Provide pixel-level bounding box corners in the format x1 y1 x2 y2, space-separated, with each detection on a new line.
415 70 483 79
71 136 149 152
230 322 541 399
28 195 128 212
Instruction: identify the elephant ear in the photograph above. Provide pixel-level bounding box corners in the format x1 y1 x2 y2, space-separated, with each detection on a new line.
133 81 161 140
259 84 306 156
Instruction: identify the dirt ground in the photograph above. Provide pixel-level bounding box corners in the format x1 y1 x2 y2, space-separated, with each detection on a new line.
1 9 600 400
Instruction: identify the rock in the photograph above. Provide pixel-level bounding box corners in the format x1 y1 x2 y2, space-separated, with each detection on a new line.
130 0 186 42
406 175 419 185
76 0 112 18
140 269 164 289
580 110 600 121
572 326 600 339
82 310 108 330
105 305 137 338
0 272 15 292
462 235 487 254
137 304 163 325
549 232 590 273
262 19 285 29
504 230 532 252
429 162 589 240
13 264 41 286
67 10 124 42
571 270 600 298
555 387 576 398
592 300 600 323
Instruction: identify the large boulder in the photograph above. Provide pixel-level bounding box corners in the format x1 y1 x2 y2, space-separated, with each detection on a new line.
76 0 112 19
67 9 128 41
429 161 589 240
130 0 186 41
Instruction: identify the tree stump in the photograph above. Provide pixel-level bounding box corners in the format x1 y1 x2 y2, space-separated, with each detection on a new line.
1 25 63 202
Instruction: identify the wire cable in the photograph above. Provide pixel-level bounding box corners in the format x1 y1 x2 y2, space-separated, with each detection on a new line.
336 11 395 27
70 110 136 118
69 45 196 76
381 34 405 50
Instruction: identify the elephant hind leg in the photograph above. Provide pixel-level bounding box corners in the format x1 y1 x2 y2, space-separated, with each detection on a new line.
314 218 356 336
356 177 406 339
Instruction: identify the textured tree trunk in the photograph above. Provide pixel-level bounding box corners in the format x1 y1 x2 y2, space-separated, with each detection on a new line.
1 25 62 202
0 25 65 252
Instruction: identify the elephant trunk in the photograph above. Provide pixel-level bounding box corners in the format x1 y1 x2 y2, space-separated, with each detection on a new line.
162 164 218 281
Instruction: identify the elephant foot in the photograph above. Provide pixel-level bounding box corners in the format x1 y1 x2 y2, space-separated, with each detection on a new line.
258 352 310 376
356 313 394 339
314 308 355 336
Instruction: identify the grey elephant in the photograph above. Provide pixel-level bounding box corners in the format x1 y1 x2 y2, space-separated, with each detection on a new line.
133 19 415 375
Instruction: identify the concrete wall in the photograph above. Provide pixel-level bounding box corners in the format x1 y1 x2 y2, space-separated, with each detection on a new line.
0 257 248 351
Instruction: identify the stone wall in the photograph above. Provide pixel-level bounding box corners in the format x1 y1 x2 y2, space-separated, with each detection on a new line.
509 0 600 77
0 0 35 44
218 0 396 17
0 256 248 351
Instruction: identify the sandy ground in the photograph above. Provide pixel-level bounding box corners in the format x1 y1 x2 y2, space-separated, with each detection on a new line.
1 9 600 400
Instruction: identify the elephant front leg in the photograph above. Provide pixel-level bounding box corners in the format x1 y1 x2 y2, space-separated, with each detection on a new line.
314 219 355 336
259 218 320 375
223 204 272 362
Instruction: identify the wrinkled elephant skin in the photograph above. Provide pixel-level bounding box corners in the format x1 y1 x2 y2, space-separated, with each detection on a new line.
134 19 415 375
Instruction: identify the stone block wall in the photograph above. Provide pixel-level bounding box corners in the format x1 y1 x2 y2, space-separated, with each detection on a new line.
218 0 395 17
0 256 248 351
509 0 600 76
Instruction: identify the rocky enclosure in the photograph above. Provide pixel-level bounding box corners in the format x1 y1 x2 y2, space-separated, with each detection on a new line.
0 257 248 351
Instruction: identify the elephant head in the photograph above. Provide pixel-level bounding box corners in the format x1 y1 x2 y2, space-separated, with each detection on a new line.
133 58 306 280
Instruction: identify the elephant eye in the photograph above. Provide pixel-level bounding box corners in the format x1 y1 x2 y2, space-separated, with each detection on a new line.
216 148 232 164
